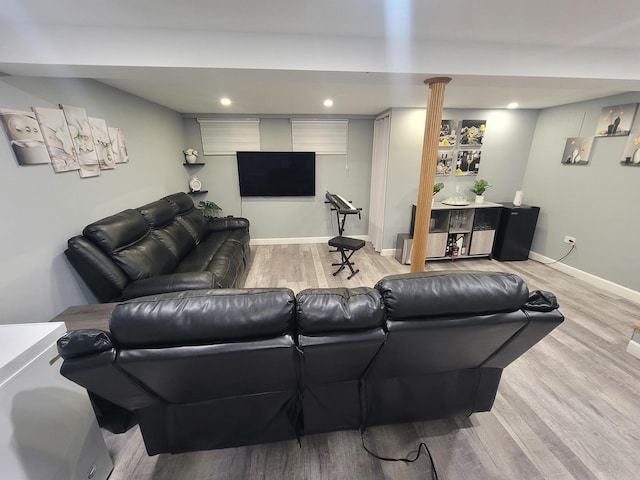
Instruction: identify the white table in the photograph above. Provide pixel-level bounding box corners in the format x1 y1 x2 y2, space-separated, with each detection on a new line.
0 322 113 480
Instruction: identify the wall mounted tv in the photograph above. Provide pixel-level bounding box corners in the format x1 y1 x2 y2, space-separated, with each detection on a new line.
236 151 316 197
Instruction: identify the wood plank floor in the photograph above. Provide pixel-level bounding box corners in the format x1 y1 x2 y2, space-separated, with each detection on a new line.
103 244 640 480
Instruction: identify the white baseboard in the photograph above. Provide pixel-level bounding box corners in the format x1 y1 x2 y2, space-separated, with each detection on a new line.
529 251 640 305
380 248 396 257
251 235 369 246
626 340 640 360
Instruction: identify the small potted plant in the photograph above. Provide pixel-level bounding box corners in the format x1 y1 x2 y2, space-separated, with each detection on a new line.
197 200 222 218
183 148 199 164
470 179 491 204
432 182 444 206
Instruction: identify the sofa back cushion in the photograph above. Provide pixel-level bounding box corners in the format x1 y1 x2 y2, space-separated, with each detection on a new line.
375 270 529 320
83 209 177 280
369 271 530 378
110 288 296 348
164 192 207 244
138 198 196 260
296 287 384 334
110 288 298 405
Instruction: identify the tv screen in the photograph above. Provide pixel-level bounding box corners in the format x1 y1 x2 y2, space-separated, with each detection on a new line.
236 151 316 197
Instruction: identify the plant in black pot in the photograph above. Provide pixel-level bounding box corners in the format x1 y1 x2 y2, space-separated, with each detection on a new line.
197 200 222 218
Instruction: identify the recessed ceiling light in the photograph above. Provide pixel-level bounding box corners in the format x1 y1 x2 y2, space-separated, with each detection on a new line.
220 98 232 106
507 102 519 109
323 99 334 107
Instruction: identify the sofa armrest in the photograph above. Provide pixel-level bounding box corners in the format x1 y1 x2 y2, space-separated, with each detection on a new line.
205 216 250 232
57 329 113 359
121 271 218 300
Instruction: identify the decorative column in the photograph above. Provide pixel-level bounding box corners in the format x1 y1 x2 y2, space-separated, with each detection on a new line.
410 77 451 271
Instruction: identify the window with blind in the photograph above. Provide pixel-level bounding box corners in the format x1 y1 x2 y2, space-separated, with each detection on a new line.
290 119 348 154
197 119 260 155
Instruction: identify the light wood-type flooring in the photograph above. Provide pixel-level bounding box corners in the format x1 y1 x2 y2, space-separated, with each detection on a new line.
103 243 640 479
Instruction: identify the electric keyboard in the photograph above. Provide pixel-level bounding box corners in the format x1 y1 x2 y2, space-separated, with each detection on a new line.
325 192 358 214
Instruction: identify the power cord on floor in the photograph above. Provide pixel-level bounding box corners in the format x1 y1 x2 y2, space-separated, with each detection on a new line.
360 429 439 479
532 244 575 265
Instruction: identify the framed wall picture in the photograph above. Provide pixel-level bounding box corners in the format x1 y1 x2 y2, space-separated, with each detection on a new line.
0 108 51 165
620 134 640 166
594 103 638 137
32 106 79 172
60 104 100 178
439 120 458 147
561 137 594 165
460 120 486 146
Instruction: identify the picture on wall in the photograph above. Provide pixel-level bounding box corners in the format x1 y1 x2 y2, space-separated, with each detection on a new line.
32 106 79 172
455 149 481 175
0 108 51 165
108 127 121 164
116 128 129 163
60 104 100 178
561 137 594 165
439 120 458 147
620 134 640 166
89 117 116 169
594 103 638 137
436 150 454 176
460 120 486 146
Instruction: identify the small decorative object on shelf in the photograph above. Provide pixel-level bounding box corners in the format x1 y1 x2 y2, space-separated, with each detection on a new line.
183 148 199 164
470 179 492 204
189 176 202 192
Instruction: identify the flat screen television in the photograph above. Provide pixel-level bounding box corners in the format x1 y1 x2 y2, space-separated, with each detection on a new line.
236 151 316 197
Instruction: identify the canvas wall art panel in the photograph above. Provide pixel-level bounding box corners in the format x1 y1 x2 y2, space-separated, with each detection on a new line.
0 108 51 165
561 137 593 165
89 117 115 169
436 150 454 176
594 103 638 137
620 134 640 166
455 150 481 175
460 120 486 146
60 104 100 178
32 106 79 172
439 120 458 147
116 128 129 163
108 127 121 164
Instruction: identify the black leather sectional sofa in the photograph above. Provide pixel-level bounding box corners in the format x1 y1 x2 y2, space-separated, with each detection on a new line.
65 192 250 302
57 271 564 455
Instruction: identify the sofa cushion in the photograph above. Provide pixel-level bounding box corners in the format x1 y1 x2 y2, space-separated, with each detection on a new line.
83 209 149 253
375 271 529 321
151 222 196 261
83 209 177 280
110 288 296 348
138 199 177 229
296 287 384 334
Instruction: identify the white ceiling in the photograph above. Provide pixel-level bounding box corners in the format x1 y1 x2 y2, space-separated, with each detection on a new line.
1 0 640 115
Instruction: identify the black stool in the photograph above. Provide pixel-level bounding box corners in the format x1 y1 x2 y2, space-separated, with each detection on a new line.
328 236 365 279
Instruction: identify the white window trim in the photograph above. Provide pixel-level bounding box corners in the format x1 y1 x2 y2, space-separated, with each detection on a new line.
290 119 348 155
197 118 260 155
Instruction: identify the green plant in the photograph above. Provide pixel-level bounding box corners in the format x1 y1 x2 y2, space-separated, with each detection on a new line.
433 182 444 196
470 179 491 196
197 200 222 218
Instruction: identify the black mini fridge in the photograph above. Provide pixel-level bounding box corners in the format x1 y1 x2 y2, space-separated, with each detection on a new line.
492 203 540 261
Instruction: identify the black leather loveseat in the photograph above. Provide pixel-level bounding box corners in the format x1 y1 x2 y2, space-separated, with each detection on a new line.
57 271 563 455
65 192 250 302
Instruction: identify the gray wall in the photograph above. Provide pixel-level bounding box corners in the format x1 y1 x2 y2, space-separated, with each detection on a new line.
522 92 640 292
0 77 186 324
184 117 373 239
383 108 540 250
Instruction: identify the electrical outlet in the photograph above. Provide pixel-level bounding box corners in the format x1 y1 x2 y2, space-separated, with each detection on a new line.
564 236 576 245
